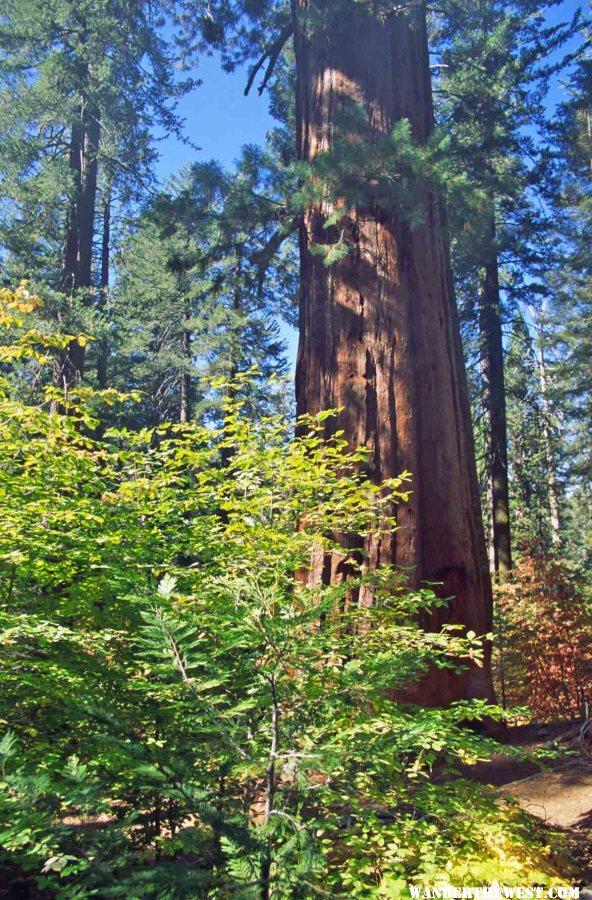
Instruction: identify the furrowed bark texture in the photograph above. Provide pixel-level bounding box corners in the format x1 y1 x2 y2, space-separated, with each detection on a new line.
293 0 494 703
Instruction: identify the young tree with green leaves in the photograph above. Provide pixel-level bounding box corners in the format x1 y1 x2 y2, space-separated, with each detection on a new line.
0 289 576 895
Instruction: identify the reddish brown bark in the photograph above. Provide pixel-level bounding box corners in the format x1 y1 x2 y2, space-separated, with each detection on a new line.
292 0 495 703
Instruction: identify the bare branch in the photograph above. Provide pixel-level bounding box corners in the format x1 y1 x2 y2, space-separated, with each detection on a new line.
244 24 294 97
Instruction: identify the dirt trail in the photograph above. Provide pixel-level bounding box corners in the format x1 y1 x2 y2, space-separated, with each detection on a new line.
499 761 592 830
467 723 592 826
465 722 592 881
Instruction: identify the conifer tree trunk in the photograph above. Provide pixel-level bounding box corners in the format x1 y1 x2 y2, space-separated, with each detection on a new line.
97 195 110 390
478 213 512 577
60 122 85 294
536 335 561 546
54 105 100 393
292 0 495 703
78 110 100 288
179 306 192 424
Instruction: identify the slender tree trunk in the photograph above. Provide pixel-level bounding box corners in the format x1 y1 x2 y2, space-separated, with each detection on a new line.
54 122 85 395
260 674 278 900
219 246 244 467
229 243 244 386
175 235 194 424
60 121 84 295
536 334 561 546
478 213 512 577
97 195 110 390
78 108 100 289
179 311 192 424
485 468 496 573
292 0 495 704
54 105 100 395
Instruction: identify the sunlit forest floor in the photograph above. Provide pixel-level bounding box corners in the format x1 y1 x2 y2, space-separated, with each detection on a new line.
464 722 592 886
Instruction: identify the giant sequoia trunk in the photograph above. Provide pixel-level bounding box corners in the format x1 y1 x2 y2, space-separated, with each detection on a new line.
478 214 512 577
292 0 494 703
54 105 100 393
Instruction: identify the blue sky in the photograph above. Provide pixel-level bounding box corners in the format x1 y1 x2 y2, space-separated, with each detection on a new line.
154 49 291 355
155 53 274 182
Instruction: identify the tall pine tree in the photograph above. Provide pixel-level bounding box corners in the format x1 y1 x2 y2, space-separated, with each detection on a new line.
434 0 578 577
546 49 592 577
0 0 188 392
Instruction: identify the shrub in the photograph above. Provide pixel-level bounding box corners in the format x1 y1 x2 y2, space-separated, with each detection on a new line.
495 549 592 721
0 291 576 896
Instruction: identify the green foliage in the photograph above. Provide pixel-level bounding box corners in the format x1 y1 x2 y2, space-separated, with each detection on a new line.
0 0 188 279
544 53 592 576
293 113 482 261
0 296 576 896
0 0 194 409
433 0 575 275
110 150 297 428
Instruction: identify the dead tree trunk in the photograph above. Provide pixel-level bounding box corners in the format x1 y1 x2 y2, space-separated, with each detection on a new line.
292 0 495 704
